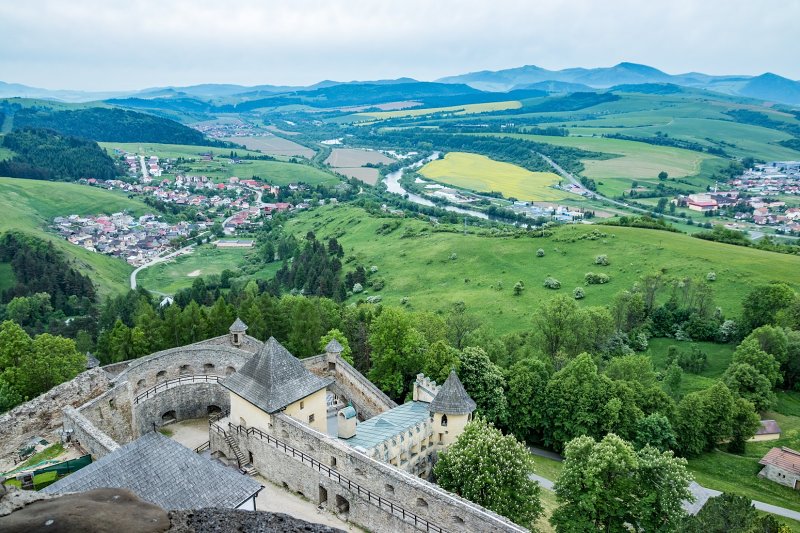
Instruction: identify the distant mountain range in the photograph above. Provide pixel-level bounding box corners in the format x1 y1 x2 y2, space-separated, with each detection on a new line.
1 62 799 106
436 62 800 105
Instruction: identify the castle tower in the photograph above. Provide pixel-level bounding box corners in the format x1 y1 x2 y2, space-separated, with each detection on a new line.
229 317 248 347
324 338 343 371
428 370 476 448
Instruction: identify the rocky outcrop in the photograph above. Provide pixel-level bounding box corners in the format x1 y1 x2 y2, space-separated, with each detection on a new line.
0 486 343 533
0 368 112 471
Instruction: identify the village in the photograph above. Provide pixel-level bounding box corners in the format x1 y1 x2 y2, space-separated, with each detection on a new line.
672 161 800 235
53 149 310 266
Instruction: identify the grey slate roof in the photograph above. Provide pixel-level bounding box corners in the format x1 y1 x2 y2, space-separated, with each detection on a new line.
325 338 344 353
221 337 333 413
229 317 248 332
42 432 261 510
428 370 476 415
757 419 782 435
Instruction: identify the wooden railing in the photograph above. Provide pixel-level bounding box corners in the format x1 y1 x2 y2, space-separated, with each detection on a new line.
219 421 446 533
194 441 210 453
133 374 222 405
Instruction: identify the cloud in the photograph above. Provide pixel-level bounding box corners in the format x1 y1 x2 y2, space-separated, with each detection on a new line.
0 0 798 90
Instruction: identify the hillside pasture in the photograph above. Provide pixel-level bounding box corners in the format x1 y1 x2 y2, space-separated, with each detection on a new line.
275 204 800 335
0 177 151 295
419 152 568 202
220 135 315 158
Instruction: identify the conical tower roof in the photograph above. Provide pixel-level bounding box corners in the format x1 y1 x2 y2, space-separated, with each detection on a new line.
221 337 332 413
428 370 476 415
325 338 344 353
229 317 248 333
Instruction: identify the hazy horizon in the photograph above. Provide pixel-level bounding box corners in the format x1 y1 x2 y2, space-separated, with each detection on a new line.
1 0 798 91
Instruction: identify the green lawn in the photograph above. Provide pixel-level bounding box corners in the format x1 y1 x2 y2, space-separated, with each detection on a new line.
274 204 800 335
0 177 151 295
136 243 281 295
647 338 734 395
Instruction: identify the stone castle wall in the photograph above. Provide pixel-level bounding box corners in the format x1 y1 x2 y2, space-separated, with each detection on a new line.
304 355 397 420
132 382 230 437
0 368 112 472
220 414 525 533
62 407 119 459
76 383 135 445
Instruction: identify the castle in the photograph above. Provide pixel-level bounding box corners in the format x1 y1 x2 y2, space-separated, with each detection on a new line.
43 319 524 532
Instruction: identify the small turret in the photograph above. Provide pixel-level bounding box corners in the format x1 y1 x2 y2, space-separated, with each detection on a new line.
412 373 440 403
229 318 248 347
337 405 357 439
325 338 343 371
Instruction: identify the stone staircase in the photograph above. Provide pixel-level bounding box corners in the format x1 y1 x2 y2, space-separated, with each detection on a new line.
224 433 257 476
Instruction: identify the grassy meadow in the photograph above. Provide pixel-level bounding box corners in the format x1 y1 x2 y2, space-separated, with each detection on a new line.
273 204 800 335
0 177 151 295
420 152 568 202
489 133 723 197
99 141 340 186
136 243 280 295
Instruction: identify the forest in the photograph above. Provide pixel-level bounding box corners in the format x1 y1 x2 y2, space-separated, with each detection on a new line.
0 128 120 181
11 106 222 146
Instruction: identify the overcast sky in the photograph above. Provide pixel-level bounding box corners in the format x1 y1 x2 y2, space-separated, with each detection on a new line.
1 0 798 91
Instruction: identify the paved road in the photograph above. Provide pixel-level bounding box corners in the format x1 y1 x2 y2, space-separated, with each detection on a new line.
139 155 149 181
537 152 685 223
528 451 800 520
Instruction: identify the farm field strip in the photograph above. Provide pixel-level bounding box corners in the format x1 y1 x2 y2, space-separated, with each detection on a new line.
420 152 568 202
356 100 522 120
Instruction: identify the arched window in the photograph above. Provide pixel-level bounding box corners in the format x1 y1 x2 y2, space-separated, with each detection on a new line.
441 414 448 427
225 366 235 376
179 364 190 375
203 363 215 373
156 370 167 379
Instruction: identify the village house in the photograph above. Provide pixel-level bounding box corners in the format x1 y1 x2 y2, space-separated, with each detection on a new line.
758 446 800 490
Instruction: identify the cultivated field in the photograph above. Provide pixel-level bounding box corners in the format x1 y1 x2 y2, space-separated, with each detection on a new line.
356 100 522 120
324 148 394 185
220 135 314 158
325 148 394 167
420 152 567 201
98 142 263 159
0 177 151 295
330 167 382 185
278 204 800 335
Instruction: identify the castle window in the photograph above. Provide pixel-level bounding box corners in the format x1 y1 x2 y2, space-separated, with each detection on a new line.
204 363 214 373
300 401 304 409
384 484 395 494
331 456 337 467
453 516 465 525
156 370 167 379
441 414 448 427
225 366 235 376
308 413 315 423
179 364 190 375
416 498 428 508
137 379 146 388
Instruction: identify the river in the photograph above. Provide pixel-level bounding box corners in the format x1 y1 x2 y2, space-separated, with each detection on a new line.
383 153 488 219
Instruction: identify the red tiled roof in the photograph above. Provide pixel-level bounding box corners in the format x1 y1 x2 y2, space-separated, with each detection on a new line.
759 447 800 476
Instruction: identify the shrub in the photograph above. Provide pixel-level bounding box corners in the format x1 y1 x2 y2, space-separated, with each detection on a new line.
366 295 383 304
370 265 379 273
543 277 561 290
573 287 585 299
449 252 458 260
594 254 610 266
718 320 737 342
370 278 385 291
536 248 545 257
677 345 707 373
629 331 649 352
584 272 610 285
352 283 364 294
513 281 525 296
706 272 716 281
